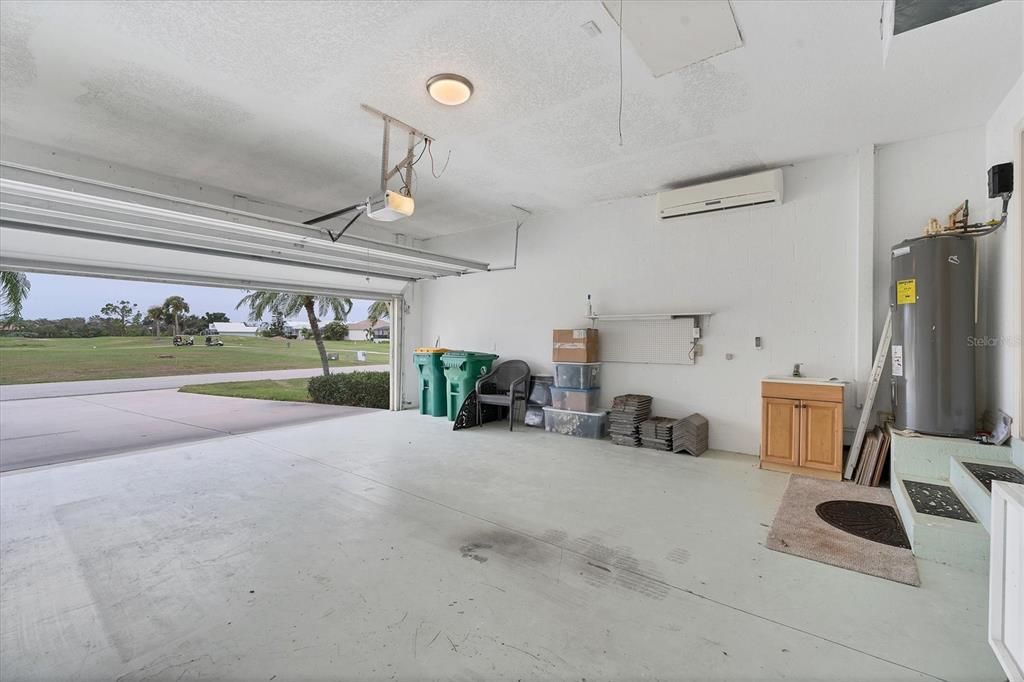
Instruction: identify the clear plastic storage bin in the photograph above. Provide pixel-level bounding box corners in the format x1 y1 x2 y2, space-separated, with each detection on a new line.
554 362 601 389
542 406 608 439
549 386 601 412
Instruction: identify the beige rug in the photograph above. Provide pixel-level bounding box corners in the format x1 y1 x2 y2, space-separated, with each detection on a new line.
765 475 920 586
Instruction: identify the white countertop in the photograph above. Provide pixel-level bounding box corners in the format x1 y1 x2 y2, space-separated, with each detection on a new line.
762 376 847 387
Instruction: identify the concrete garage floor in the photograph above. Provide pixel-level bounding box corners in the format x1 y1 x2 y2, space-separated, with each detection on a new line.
0 410 1000 681
0 389 373 472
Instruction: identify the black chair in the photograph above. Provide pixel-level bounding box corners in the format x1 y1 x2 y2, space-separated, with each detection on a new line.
475 360 531 431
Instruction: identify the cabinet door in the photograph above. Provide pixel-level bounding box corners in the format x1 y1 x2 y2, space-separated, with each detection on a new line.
799 400 842 473
762 398 800 466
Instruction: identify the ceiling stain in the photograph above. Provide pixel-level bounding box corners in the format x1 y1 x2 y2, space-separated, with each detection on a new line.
74 66 253 140
0 12 37 91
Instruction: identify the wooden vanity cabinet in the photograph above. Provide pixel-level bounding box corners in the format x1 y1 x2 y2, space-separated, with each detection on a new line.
760 381 843 480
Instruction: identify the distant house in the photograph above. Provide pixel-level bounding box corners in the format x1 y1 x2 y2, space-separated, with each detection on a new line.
208 322 259 337
283 320 312 339
348 319 390 342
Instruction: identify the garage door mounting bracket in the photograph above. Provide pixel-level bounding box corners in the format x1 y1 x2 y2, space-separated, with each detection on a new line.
363 104 434 197
302 105 434 240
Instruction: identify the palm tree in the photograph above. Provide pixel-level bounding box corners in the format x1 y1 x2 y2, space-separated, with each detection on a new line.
236 291 352 376
366 300 390 341
0 271 30 324
163 295 189 336
146 305 165 337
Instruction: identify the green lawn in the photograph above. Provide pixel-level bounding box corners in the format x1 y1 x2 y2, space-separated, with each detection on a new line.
179 378 312 402
0 336 389 384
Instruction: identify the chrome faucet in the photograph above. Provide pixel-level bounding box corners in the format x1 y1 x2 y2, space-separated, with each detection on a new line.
792 363 802 377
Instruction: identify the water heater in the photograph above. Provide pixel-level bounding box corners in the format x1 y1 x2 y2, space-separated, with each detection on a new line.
890 234 976 437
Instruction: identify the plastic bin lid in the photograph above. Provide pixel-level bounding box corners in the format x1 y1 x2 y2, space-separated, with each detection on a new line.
542 406 609 416
414 347 449 353
550 386 599 393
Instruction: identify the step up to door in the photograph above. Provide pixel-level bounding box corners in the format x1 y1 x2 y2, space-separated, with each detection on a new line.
962 461 1024 490
891 475 989 574
950 457 1024 533
902 478 978 522
891 432 1013 480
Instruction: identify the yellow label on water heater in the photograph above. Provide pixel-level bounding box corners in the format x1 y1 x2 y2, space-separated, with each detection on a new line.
896 279 916 304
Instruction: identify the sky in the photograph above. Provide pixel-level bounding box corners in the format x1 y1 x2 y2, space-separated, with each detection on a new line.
18 273 375 324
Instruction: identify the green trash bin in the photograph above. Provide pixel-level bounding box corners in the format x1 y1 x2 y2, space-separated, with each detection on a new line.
441 351 499 421
413 347 449 417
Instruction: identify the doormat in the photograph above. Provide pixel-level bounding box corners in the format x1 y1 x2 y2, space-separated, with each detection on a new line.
766 476 920 586
962 462 1024 492
902 479 976 522
815 500 910 549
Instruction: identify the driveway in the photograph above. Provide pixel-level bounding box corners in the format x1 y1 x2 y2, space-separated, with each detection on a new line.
0 364 386 401
0 389 374 472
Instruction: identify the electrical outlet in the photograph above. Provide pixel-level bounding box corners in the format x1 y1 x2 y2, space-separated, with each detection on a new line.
754 336 762 350
693 343 703 356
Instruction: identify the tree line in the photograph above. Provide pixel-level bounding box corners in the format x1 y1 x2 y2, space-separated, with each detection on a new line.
9 295 231 339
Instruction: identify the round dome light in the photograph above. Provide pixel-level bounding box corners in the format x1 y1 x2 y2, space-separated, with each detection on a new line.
426 73 473 106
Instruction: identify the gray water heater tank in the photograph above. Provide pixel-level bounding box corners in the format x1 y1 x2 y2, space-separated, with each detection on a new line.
890 234 976 437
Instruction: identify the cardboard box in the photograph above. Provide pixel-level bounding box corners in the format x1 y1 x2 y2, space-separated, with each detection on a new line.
552 329 599 363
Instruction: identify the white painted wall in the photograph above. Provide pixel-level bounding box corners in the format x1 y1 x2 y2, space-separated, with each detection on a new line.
853 145 876 411
873 127 988 417
415 156 859 455
982 75 1023 436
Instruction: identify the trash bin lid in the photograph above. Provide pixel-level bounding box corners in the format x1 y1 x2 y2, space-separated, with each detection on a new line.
442 350 498 359
414 347 449 354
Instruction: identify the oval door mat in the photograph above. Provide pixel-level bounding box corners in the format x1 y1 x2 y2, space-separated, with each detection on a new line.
815 500 911 549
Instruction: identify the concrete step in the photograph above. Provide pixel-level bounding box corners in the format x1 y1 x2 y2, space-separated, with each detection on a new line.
891 474 989 575
949 456 1024 533
891 432 1013 480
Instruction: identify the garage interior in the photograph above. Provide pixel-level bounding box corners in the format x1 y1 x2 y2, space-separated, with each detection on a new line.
1 1 1022 680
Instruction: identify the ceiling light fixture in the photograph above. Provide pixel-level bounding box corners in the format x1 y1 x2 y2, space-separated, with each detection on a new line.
426 73 473 106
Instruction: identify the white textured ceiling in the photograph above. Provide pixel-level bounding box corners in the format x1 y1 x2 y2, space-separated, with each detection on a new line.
1 0 1021 239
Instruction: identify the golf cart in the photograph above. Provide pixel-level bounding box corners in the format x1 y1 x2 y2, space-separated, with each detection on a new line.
173 335 194 346
202 327 224 347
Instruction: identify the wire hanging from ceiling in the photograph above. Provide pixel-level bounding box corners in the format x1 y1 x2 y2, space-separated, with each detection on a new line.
410 140 429 168
398 140 429 196
427 139 451 179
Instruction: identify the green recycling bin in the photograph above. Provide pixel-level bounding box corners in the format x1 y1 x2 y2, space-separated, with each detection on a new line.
441 351 499 421
413 347 449 417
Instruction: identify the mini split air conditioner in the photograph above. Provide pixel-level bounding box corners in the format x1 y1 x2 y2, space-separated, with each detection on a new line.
656 168 783 219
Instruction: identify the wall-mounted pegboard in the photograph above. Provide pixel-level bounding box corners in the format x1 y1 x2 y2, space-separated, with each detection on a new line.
586 313 711 365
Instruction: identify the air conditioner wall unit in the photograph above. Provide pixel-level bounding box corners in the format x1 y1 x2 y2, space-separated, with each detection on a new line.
656 168 783 220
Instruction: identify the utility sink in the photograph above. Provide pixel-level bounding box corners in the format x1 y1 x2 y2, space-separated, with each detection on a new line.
763 376 845 387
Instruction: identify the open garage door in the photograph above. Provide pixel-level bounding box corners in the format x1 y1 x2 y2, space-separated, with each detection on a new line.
0 162 489 409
